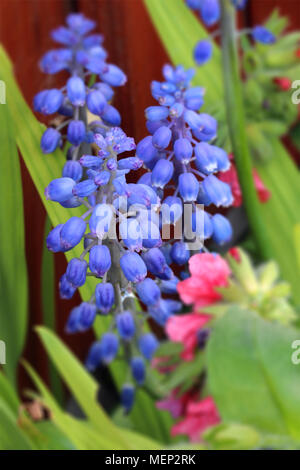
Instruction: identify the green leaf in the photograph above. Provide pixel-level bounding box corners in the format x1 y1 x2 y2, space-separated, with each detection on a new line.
35 326 131 449
207 307 300 441
0 372 19 416
41 216 64 405
0 71 28 385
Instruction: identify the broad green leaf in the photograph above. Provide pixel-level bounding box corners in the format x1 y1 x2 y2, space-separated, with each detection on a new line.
0 372 19 415
41 216 64 405
0 74 28 385
23 359 161 450
207 307 300 441
35 326 130 449
0 403 33 450
143 0 300 303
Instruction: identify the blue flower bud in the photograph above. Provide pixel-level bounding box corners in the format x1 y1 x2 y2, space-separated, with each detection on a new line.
99 332 119 364
149 299 173 326
85 342 102 371
174 138 193 163
120 218 143 252
66 13 95 35
142 248 169 278
100 64 127 87
60 197 82 208
67 120 86 146
160 277 179 294
121 384 135 413
200 0 220 26
59 273 76 299
192 113 217 142
130 357 145 385
137 173 151 186
86 90 107 115
93 82 114 101
51 26 78 46
95 282 115 314
62 161 83 182
202 174 233 207
138 333 159 360
185 0 201 9
192 209 213 239
94 170 111 186
60 217 87 251
194 40 213 66
41 128 61 153
197 183 213 206
169 102 184 118
195 142 218 174
120 252 147 283
66 258 87 287
212 213 233 245
252 26 276 45
116 311 135 340
136 278 160 306
46 224 64 252
89 204 114 238
77 302 97 331
231 0 248 8
170 241 190 265
107 158 118 171
65 306 81 333
45 177 75 202
136 136 158 167
40 48 72 75
101 105 121 126
89 245 111 277
127 183 159 209
145 106 169 122
140 218 162 249
79 155 103 169
159 94 175 107
118 157 143 171
179 172 199 202
67 76 86 106
152 126 172 149
146 119 169 135
184 109 204 130
73 179 97 197
161 196 183 225
151 159 174 189
211 145 230 172
33 90 48 112
41 89 64 115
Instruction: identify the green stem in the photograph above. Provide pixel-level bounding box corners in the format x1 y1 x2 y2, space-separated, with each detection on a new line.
220 0 272 260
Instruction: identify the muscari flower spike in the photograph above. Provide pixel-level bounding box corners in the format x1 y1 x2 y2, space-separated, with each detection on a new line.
38 14 234 414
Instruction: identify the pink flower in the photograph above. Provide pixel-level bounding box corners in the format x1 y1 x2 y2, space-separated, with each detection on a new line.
229 247 241 263
171 396 220 442
177 253 231 309
156 389 195 419
273 77 292 91
218 161 270 207
166 313 210 360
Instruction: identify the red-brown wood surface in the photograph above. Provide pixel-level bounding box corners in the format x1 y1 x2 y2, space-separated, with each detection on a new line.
0 0 299 391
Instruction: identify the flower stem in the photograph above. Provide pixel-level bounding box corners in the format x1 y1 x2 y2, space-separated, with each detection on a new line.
220 0 272 260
